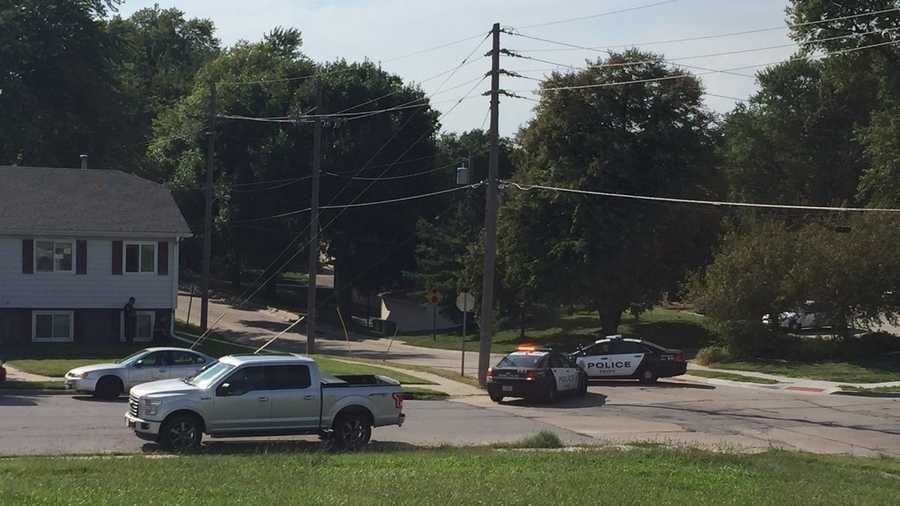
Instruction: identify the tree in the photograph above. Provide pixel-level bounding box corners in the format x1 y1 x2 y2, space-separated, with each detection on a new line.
0 0 125 167
502 50 720 335
105 5 219 173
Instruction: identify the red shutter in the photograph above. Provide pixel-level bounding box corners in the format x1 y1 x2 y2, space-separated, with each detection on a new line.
112 241 123 275
22 240 34 274
157 241 169 275
76 240 87 275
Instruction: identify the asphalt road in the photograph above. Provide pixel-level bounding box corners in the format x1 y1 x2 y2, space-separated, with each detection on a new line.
2 382 899 457
0 394 591 456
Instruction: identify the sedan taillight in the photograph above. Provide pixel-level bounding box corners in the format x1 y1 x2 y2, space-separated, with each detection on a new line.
675 352 685 362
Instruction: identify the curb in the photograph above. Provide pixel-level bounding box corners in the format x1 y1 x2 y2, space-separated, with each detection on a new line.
831 390 900 399
0 388 70 396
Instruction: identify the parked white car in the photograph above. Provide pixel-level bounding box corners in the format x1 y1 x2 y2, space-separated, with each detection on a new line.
762 301 830 331
64 347 215 399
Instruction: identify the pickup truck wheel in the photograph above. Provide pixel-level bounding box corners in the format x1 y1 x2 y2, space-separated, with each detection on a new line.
94 376 122 400
333 414 372 452
159 414 202 452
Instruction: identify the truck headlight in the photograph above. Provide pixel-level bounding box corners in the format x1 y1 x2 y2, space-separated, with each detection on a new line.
142 399 162 416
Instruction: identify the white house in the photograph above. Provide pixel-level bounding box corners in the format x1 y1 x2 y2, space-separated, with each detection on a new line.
0 166 191 345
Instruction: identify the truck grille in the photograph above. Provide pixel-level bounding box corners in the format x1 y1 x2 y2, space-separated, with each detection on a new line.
129 396 140 417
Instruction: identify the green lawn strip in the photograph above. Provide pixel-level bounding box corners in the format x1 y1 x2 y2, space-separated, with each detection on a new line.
1 448 899 505
838 385 900 394
396 307 713 354
3 344 148 377
399 387 449 400
709 358 900 384
686 369 779 385
320 354 481 388
0 380 65 390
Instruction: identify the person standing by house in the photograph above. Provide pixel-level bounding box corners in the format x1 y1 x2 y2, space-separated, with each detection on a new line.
123 297 136 343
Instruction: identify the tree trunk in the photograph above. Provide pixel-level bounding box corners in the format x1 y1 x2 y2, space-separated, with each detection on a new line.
597 302 625 336
519 302 527 340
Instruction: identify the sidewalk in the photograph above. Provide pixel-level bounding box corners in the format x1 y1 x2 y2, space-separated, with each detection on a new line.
686 363 900 394
3 365 57 382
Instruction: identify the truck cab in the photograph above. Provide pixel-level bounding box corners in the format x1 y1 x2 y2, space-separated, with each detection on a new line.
125 353 404 451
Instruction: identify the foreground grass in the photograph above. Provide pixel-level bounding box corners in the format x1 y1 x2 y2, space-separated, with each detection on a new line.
398 307 713 354
1 448 899 505
686 369 779 385
709 358 900 384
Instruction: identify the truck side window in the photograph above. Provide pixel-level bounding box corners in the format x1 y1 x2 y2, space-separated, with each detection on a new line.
219 366 266 396
266 365 311 389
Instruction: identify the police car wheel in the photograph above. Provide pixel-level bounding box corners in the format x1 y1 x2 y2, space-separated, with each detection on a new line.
489 391 504 403
639 369 658 384
576 375 588 397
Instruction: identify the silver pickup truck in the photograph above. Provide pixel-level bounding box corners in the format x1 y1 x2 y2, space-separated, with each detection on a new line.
125 353 405 451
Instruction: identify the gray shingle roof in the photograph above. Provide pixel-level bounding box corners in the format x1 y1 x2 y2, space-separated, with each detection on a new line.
0 166 192 236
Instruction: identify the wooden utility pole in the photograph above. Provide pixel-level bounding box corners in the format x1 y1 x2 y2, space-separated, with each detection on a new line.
201 81 216 331
478 23 501 386
306 85 323 355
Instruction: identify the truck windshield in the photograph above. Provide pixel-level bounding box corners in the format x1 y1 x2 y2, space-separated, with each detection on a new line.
186 362 234 388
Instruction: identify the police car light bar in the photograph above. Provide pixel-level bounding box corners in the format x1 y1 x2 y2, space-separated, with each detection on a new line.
517 345 537 352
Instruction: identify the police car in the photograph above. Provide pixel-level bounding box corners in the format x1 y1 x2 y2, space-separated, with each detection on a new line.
486 346 588 403
570 335 687 384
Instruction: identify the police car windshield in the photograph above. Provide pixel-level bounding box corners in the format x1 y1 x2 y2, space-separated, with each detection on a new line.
497 354 544 368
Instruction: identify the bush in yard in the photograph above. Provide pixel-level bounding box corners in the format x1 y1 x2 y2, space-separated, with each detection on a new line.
694 345 733 365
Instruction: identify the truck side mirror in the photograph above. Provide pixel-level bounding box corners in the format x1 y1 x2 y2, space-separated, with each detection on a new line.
217 382 232 396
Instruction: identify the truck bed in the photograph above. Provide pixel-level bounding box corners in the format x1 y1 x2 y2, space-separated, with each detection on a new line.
321 374 400 387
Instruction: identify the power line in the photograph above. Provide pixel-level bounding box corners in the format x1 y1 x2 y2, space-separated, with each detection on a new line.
510 39 900 93
325 161 458 181
505 181 900 213
512 0 678 30
512 6 900 51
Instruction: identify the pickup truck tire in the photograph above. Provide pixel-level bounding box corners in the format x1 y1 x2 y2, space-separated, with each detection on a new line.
94 376 123 400
159 413 203 452
332 413 372 452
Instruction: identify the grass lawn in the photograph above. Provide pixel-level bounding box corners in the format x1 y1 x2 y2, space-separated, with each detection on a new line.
686 369 779 385
397 307 713 354
839 385 900 394
1 448 898 505
708 357 900 384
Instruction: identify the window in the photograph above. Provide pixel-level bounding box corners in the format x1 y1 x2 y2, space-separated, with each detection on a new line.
136 351 167 367
497 354 546 368
32 311 74 342
584 342 610 356
124 242 156 273
610 341 646 354
169 351 207 366
218 366 267 396
266 365 311 389
35 240 73 273
548 355 564 368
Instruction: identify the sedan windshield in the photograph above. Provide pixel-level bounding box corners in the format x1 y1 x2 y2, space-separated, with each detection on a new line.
497 354 545 368
185 362 234 388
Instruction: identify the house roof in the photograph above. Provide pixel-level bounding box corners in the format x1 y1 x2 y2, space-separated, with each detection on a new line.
0 166 192 236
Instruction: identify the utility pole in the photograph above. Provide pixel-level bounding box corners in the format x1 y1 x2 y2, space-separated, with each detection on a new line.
478 23 501 386
306 84 323 355
201 81 216 331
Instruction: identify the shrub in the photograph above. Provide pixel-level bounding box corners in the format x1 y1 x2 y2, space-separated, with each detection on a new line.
496 431 564 449
853 332 900 356
710 320 775 359
694 345 733 365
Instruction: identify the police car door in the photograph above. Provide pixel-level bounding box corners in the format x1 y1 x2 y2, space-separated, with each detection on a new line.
575 341 614 378
608 340 645 377
548 353 579 392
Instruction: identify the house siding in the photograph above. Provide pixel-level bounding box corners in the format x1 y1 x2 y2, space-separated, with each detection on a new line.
0 308 172 345
0 236 178 310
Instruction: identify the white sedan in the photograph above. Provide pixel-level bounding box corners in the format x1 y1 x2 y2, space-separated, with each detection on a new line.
64 347 215 399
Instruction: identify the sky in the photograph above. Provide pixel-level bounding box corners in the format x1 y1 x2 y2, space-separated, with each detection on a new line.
118 0 797 137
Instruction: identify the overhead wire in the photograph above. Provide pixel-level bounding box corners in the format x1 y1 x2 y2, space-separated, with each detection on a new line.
505 181 900 213
512 0 678 30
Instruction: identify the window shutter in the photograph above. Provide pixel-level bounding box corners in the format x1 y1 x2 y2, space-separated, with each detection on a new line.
22 239 33 274
157 241 169 275
112 241 123 275
76 240 87 275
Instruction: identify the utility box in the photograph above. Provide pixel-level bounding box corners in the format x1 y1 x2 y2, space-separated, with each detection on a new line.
456 166 470 185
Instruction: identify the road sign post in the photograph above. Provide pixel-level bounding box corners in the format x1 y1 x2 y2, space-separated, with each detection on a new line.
425 289 443 342
456 292 475 377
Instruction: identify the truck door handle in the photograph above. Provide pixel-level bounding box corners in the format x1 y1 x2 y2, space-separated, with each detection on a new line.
303 395 314 400
257 396 269 402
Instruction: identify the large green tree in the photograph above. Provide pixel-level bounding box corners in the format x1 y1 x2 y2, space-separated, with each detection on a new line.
501 51 720 334
0 0 124 167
